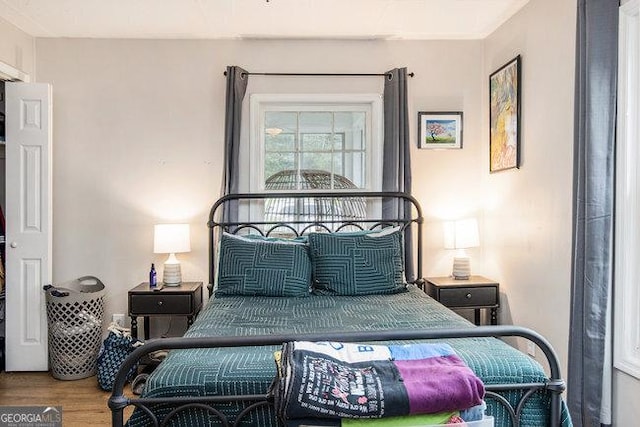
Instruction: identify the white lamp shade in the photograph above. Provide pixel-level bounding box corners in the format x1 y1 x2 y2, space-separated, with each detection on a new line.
154 224 191 254
443 218 480 250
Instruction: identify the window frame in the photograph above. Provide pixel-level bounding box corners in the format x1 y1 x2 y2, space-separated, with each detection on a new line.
615 0 640 379
249 93 383 193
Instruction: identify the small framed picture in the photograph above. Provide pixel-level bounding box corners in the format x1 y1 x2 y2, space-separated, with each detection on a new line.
418 112 463 149
489 55 521 172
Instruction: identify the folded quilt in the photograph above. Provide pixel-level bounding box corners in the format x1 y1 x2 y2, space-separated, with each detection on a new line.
283 403 487 427
271 341 485 421
340 402 487 426
341 413 462 426
284 413 460 426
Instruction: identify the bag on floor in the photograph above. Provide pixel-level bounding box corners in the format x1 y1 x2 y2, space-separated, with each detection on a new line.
96 323 143 391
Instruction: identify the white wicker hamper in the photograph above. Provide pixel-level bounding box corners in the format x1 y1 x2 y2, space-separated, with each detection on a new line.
45 276 105 380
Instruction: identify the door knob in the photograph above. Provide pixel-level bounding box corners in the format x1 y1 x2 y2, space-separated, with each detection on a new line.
10 242 18 248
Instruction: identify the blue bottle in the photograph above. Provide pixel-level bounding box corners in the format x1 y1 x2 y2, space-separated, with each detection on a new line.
149 263 157 288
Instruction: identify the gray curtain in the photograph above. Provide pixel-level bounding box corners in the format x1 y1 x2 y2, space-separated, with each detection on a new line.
568 1 618 426
383 68 414 281
222 66 249 222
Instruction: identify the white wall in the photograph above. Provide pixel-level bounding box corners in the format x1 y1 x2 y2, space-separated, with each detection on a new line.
482 0 576 376
0 16 35 77
35 38 484 335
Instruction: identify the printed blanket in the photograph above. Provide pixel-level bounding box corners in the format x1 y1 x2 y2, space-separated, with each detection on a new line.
271 341 485 421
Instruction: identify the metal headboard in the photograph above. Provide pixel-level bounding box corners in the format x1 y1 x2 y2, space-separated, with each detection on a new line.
207 191 424 296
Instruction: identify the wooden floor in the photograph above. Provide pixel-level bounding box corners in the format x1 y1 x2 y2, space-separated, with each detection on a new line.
0 371 133 426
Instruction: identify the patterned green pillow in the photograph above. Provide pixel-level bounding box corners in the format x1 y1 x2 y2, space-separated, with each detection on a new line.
216 233 312 297
308 227 407 296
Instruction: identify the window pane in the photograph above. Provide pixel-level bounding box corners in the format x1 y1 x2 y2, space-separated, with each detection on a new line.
335 112 365 150
301 152 332 175
338 152 365 188
301 133 333 151
265 112 297 135
265 133 295 152
265 152 295 183
333 154 343 177
300 112 332 136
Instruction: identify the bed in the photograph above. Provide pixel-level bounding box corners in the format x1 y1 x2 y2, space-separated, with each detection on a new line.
109 191 571 427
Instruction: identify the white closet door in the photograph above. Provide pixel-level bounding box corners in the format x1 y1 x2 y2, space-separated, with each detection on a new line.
5 82 52 371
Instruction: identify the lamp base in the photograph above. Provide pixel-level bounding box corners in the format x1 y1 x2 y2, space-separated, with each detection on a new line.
162 263 182 286
452 256 471 280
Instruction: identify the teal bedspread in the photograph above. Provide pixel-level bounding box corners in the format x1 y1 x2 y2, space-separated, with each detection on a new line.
127 286 571 427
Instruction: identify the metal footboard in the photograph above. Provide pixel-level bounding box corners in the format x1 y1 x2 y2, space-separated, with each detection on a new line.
109 325 566 427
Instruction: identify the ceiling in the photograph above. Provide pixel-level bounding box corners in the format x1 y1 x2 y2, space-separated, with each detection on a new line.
0 0 530 40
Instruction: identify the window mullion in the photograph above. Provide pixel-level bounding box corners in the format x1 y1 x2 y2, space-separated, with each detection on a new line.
295 112 301 191
331 112 335 190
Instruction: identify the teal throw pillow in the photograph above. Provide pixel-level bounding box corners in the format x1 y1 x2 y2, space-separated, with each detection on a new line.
308 227 407 296
216 233 312 297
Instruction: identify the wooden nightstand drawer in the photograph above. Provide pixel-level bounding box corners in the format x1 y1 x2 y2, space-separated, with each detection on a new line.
128 282 203 340
129 294 192 315
425 276 500 326
438 286 497 308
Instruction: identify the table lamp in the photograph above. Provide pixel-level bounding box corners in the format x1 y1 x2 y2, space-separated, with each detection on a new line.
443 218 480 280
154 223 191 286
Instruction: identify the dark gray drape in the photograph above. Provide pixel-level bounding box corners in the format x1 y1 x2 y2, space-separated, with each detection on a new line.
383 68 414 281
569 1 618 426
222 66 249 222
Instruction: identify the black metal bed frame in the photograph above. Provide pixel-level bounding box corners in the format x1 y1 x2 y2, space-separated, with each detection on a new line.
109 192 566 427
207 191 425 297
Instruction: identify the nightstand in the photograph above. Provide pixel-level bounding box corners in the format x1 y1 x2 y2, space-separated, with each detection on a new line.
425 275 499 325
128 281 203 340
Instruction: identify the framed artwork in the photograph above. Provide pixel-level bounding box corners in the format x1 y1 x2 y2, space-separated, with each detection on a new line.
489 55 521 172
417 111 463 149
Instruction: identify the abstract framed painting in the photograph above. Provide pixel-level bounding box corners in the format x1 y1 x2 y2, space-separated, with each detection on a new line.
418 111 463 149
489 55 521 172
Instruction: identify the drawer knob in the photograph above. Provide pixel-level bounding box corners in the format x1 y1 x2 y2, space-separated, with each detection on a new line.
466 293 472 299
157 301 163 306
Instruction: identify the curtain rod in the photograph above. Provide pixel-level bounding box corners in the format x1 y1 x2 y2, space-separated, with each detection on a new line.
223 71 415 78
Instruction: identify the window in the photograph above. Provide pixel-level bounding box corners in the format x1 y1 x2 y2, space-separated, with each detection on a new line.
248 94 383 230
615 0 640 379
249 94 383 192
